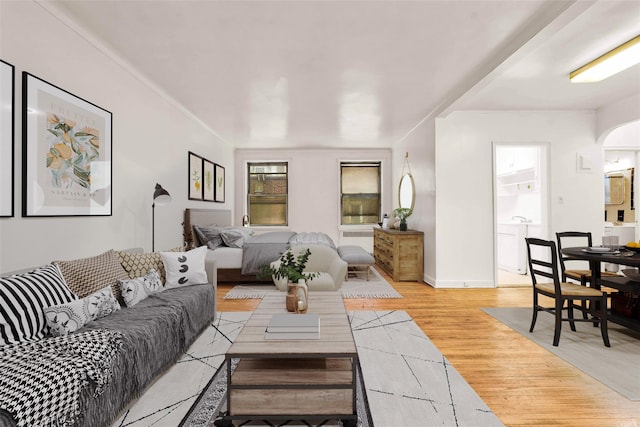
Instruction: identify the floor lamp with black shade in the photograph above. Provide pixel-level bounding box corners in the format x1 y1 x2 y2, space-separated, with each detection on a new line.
152 183 171 252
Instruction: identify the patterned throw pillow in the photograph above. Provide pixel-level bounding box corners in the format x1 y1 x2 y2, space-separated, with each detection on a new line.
160 246 208 287
117 247 182 285
44 286 120 337
54 250 129 301
117 269 163 307
0 264 77 345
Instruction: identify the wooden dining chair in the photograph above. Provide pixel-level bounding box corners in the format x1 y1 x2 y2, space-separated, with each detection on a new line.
525 237 610 347
556 231 618 319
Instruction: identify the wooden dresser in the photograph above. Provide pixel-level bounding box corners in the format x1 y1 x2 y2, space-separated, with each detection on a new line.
373 228 424 282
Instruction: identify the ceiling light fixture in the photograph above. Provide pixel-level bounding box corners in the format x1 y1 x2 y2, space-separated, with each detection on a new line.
569 35 640 83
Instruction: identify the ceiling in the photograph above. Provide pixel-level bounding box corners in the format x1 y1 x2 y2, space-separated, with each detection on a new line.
49 0 640 149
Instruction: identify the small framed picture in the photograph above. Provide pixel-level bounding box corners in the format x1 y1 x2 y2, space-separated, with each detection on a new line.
203 159 214 202
214 163 225 203
22 72 112 217
0 60 14 217
188 151 203 201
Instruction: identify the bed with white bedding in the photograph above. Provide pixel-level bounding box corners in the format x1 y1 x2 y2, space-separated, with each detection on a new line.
182 208 337 283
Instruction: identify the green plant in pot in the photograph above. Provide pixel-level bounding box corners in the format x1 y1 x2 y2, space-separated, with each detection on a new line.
265 247 318 283
260 248 319 312
394 207 413 231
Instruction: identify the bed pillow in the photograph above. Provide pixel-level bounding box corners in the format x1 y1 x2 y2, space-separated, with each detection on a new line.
193 225 224 250
117 269 163 307
0 264 77 345
44 286 120 337
161 246 208 287
54 249 129 301
220 227 254 248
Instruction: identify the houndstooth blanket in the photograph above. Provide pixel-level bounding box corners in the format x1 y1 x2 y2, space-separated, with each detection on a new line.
0 329 123 427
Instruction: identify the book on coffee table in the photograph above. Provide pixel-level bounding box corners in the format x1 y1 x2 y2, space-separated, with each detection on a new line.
265 313 320 339
264 330 320 340
266 313 320 333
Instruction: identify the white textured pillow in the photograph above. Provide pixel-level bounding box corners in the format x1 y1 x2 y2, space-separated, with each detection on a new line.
44 286 120 337
118 269 163 307
160 246 208 287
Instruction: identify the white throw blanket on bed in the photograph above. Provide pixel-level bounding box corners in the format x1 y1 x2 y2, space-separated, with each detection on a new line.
288 232 336 249
0 329 122 427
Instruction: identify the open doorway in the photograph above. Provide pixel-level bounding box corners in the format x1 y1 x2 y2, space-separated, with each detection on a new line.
493 143 549 287
603 120 640 245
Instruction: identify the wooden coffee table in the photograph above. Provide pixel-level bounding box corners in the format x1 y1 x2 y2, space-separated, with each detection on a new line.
216 291 358 426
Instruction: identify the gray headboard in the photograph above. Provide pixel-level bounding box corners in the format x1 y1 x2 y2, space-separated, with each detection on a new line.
183 209 232 249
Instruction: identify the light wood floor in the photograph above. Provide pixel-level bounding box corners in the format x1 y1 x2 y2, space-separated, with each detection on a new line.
216 267 640 427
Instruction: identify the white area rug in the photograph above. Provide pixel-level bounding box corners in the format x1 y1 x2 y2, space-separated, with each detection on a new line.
116 311 502 426
350 311 503 427
483 307 640 401
223 267 402 299
180 311 501 426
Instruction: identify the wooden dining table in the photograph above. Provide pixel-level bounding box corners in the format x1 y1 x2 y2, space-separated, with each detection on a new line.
561 246 640 331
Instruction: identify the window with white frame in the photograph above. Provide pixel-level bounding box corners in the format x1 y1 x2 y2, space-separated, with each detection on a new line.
340 161 381 225
247 162 288 226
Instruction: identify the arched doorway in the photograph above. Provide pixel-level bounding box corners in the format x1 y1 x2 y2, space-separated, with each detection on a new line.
603 120 640 244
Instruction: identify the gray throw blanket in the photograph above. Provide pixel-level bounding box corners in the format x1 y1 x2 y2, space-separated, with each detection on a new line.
241 231 296 274
240 231 337 274
0 329 123 427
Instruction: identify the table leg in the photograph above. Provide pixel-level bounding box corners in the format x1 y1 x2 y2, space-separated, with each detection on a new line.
590 260 602 327
590 260 602 290
226 356 232 415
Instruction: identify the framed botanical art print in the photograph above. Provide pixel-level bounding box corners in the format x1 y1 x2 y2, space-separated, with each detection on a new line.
188 151 203 200
214 163 225 203
22 72 112 217
203 159 214 202
0 60 14 217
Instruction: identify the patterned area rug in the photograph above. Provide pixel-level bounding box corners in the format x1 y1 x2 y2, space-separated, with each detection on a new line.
223 267 402 300
484 307 640 401
350 311 503 426
177 311 502 427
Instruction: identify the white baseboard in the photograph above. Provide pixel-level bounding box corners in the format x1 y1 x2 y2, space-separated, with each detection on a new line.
430 278 496 289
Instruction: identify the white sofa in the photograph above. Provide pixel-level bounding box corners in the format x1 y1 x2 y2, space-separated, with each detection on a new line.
271 245 348 291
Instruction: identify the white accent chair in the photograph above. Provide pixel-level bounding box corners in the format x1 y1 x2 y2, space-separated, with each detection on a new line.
271 245 348 291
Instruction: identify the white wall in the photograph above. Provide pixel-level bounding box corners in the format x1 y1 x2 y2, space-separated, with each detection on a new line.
435 111 603 288
234 148 391 252
390 120 436 285
0 1 233 273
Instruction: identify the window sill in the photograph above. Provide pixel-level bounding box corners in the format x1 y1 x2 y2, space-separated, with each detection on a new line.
338 224 377 232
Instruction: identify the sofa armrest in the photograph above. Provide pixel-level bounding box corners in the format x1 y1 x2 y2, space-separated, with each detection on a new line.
328 257 348 289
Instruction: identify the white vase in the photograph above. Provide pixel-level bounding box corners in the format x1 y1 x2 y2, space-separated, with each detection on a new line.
296 279 308 313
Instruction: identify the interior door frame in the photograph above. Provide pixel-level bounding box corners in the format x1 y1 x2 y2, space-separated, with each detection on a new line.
492 141 551 287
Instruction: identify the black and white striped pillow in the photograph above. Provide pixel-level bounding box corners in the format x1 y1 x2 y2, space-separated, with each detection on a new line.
0 264 77 345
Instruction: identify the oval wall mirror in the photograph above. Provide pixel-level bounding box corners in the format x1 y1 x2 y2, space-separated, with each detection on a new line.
398 173 415 210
